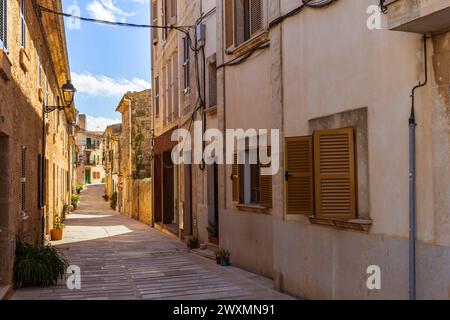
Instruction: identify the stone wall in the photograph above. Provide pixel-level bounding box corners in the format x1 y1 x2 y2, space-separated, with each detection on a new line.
132 179 153 226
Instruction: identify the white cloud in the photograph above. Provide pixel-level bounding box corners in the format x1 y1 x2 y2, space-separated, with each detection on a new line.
86 115 121 132
86 0 134 22
72 72 150 97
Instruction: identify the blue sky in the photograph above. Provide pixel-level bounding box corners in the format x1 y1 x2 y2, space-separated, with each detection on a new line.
62 0 151 131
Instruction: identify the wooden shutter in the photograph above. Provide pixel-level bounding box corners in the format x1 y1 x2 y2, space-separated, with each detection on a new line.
152 1 158 44
285 136 314 215
249 0 262 36
231 152 239 202
259 146 272 208
170 0 177 23
0 0 7 50
225 0 234 49
314 128 357 220
21 147 27 214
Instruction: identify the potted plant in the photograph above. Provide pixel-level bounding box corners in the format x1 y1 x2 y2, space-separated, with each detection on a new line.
14 237 69 288
62 204 69 219
110 192 118 210
71 194 79 210
216 248 230 266
102 194 109 201
186 236 199 250
76 184 84 195
50 215 64 241
207 221 218 245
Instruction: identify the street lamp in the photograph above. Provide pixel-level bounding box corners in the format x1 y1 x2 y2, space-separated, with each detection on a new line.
45 80 77 113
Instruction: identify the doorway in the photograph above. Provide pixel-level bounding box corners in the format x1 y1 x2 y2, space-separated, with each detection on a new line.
85 168 91 184
207 163 219 244
162 151 176 233
0 134 10 284
184 164 192 237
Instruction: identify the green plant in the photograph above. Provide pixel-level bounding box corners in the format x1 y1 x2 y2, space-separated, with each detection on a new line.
110 192 118 209
186 236 199 249
71 194 79 209
207 221 218 237
13 238 69 288
76 184 84 194
216 247 230 259
102 194 109 201
62 204 69 214
54 215 64 230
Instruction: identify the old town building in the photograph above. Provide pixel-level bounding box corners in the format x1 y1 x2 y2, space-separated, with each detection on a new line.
103 123 122 199
151 0 218 243
116 89 152 225
74 114 105 186
0 0 75 293
212 0 450 299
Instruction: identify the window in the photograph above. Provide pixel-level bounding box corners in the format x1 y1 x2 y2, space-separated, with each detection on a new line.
155 75 160 117
21 146 27 215
162 0 177 41
208 55 217 107
20 0 25 48
172 53 179 118
0 0 8 50
38 45 42 87
232 146 272 208
225 0 263 49
285 128 357 221
183 36 190 91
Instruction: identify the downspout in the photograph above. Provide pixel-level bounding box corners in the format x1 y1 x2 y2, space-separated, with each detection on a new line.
409 34 428 301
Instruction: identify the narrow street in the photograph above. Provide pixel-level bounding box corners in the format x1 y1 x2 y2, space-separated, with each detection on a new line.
11 185 292 300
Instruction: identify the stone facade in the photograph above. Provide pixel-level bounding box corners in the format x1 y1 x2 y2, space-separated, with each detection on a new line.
74 115 105 186
103 124 122 198
151 0 218 243
116 90 152 223
0 0 75 289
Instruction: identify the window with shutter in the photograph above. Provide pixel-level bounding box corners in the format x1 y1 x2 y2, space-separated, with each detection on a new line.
0 0 7 50
314 128 357 220
21 146 27 215
183 36 190 91
152 1 158 44
259 146 272 208
170 0 177 24
172 52 179 118
231 152 239 202
285 137 314 215
155 75 160 117
226 0 263 48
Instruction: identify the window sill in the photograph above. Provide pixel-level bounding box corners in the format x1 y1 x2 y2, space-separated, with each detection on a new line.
226 30 270 57
0 48 12 81
19 48 29 73
205 105 217 116
308 217 373 232
236 204 269 214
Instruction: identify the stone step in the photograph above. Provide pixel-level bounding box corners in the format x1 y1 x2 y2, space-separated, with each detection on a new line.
190 248 217 261
0 285 12 300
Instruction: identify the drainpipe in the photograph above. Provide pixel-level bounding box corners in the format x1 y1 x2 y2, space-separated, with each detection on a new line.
409 34 428 301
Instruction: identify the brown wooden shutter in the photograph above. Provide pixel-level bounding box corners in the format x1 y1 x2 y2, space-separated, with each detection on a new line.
170 0 177 23
259 146 272 208
231 152 239 202
285 136 314 215
225 0 234 49
314 128 357 220
152 1 158 44
249 0 262 36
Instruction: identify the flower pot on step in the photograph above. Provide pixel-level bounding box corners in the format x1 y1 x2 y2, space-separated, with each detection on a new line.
50 229 63 241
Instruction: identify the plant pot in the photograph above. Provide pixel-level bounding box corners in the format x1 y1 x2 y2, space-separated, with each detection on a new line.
50 229 63 241
216 256 221 264
220 257 230 266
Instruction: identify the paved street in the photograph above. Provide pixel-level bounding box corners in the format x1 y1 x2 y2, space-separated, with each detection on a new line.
11 185 292 300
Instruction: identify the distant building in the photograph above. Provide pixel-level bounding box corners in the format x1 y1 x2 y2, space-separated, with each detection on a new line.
103 124 122 198
116 89 152 224
74 115 105 186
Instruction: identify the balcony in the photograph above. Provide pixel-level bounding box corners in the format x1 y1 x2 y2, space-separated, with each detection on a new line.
387 0 450 34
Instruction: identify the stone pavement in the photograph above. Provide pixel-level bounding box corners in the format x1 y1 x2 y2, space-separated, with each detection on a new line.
11 184 293 300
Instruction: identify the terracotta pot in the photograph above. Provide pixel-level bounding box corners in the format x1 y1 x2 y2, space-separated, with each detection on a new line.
50 229 63 241
216 256 221 265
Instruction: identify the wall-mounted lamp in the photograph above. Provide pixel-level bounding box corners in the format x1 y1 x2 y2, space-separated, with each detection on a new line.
45 80 77 113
